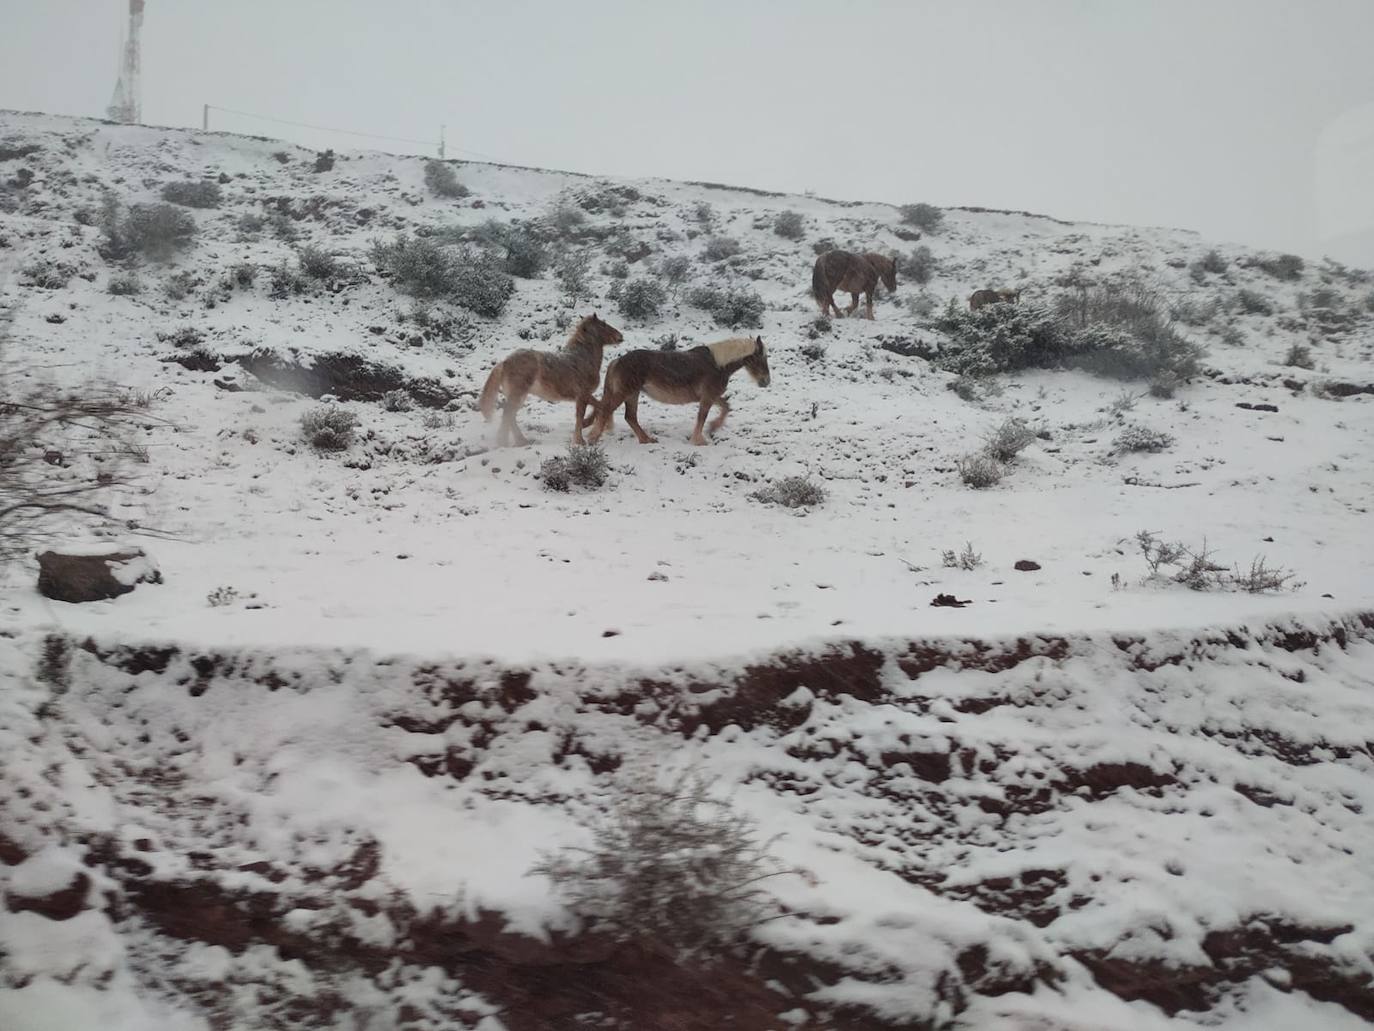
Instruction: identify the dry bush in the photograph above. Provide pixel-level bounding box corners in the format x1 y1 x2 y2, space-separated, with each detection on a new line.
957 453 1004 489
424 160 469 199
299 405 359 450
942 542 983 570
531 768 788 963
982 417 1036 463
751 475 826 508
541 444 609 492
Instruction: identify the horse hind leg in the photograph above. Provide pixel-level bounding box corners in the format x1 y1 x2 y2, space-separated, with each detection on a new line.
844 291 861 316
865 290 876 319
500 389 530 447
689 399 712 446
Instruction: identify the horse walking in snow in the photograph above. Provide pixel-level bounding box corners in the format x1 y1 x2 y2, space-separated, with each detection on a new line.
811 250 898 320
479 313 623 447
588 336 770 446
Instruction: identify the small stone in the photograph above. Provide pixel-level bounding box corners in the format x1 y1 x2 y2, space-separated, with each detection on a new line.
1014 559 1041 572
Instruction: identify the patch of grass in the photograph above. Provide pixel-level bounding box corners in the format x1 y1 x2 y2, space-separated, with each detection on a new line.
982 417 1036 463
942 542 983 570
898 203 944 233
751 475 826 508
1283 343 1315 369
160 180 222 209
773 210 805 240
1112 423 1175 454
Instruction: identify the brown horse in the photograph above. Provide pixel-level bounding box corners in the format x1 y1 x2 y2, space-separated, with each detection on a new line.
478 313 623 447
969 288 1022 311
589 336 770 446
812 250 897 320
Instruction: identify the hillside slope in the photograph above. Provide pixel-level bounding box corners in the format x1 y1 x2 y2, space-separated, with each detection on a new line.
1 111 1374 1030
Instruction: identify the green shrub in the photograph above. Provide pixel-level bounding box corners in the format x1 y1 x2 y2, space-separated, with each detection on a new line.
300 405 359 450
687 285 765 328
751 476 826 508
370 233 514 316
618 277 667 320
121 202 197 260
773 211 805 240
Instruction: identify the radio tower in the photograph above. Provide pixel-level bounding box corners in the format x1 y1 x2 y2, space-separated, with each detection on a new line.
106 0 145 124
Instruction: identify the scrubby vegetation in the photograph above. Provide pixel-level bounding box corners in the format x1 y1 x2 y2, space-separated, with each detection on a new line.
1256 252 1304 281
702 236 741 262
299 405 359 451
773 210 805 240
687 285 764 328
942 542 983 570
1132 531 1299 592
106 271 141 296
618 277 667 321
370 233 513 316
160 180 222 209
751 475 826 508
540 444 610 492
899 203 944 233
423 160 468 199
532 768 787 963
957 453 1005 489
1235 288 1274 315
297 245 344 281
900 245 936 285
1284 343 1315 369
1113 423 1175 454
982 417 1037 463
112 202 198 261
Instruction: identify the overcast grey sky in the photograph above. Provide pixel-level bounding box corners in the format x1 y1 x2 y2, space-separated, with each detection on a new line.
3 0 1373 266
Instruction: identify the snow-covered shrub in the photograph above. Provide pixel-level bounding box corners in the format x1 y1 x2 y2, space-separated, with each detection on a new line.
312 149 335 173
106 271 141 296
268 261 307 299
297 245 343 281
20 259 75 290
1300 287 1342 311
1148 372 1179 398
947 374 985 402
423 160 468 199
618 278 667 321
773 210 805 240
120 202 198 261
500 226 548 279
957 453 1004 489
687 285 764 328
548 203 587 237
1132 531 1298 593
942 542 983 570
907 291 938 318
931 300 1068 376
702 236 741 262
658 254 692 292
900 245 936 285
531 768 787 963
899 203 944 233
1284 343 1315 369
156 325 204 348
1171 296 1218 326
540 444 609 492
162 270 195 301
231 261 257 287
1256 253 1303 281
1056 284 1203 380
369 234 513 316
554 249 592 300
1199 249 1227 274
381 389 413 412
160 180 222 209
799 340 827 361
751 475 826 508
1112 423 1174 454
299 405 359 451
692 201 714 226
983 417 1036 463
1219 324 1245 347
1234 288 1274 315
206 586 238 607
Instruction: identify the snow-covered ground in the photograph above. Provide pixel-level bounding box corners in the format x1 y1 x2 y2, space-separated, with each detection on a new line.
2 110 1373 1029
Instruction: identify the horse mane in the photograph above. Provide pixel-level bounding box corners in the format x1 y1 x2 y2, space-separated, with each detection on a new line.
707 336 758 367
566 313 619 350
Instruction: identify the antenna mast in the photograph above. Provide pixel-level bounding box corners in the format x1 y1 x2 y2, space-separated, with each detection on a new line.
107 0 145 124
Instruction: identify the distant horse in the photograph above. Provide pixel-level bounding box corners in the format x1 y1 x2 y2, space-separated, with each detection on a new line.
812 250 897 320
589 336 770 446
479 313 623 447
969 288 1022 311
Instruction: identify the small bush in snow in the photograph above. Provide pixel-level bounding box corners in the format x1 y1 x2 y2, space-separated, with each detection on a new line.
236 212 265 240
799 340 827 361
1256 253 1304 281
162 270 195 301
156 325 205 349
1234 288 1274 315
957 453 1005 489
1171 296 1218 326
268 261 307 299
548 203 587 237
1230 555 1300 593
206 586 238 607
1148 372 1179 398
554 249 592 300
106 271 141 296
423 160 469 199
602 258 630 280
160 180 222 209
500 226 548 279
1300 287 1342 311
231 261 257 287
300 405 359 450
655 333 679 351
381 389 413 412
751 475 826 509
773 210 805 240
313 149 336 173
900 245 936 285
1113 423 1174 454
121 202 198 261
931 300 1068 376
618 277 667 321
687 285 765 328
1283 343 1315 369
1200 249 1227 274
692 201 714 226
899 203 944 233
1218 324 1245 347
531 767 787 963
982 418 1036 463
907 291 938 318
658 254 692 292
370 234 513 316
948 374 986 402
297 245 343 281
1131 531 1299 593
1056 284 1203 381
540 444 609 492
942 542 983 570
702 236 741 262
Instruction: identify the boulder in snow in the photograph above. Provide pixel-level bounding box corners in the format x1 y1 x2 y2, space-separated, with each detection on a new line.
36 546 162 603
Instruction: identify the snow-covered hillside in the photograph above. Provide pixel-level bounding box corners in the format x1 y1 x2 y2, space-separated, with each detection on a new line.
2 110 1373 1030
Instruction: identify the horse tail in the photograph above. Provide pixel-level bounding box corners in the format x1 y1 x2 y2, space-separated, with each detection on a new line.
478 361 504 421
811 256 828 302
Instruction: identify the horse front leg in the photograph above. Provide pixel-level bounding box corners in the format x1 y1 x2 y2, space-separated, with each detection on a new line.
864 290 875 319
623 393 656 444
573 396 592 445
844 292 860 316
